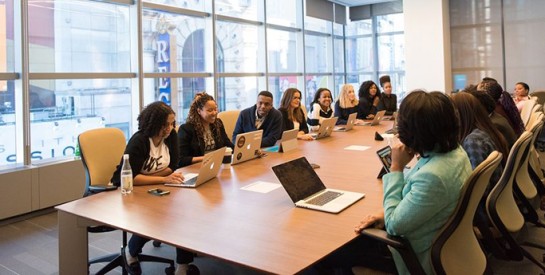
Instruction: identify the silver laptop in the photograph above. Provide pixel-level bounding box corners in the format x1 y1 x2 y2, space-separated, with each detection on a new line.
232 130 263 165
334 112 357 132
384 112 398 134
358 110 386 126
311 117 338 140
272 157 365 214
165 147 225 188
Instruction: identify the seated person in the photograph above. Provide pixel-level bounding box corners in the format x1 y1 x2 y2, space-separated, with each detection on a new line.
334 84 363 125
478 78 525 136
278 88 313 140
307 88 334 131
377 75 397 116
178 92 234 167
319 91 472 274
513 81 531 112
232 90 282 148
110 101 199 275
357 80 381 120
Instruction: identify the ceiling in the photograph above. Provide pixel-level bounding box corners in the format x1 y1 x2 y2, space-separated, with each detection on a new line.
328 0 396 7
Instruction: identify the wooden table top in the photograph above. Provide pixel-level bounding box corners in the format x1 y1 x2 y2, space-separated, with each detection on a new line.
56 122 393 274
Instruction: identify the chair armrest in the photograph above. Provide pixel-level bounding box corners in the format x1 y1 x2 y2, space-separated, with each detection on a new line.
360 228 426 275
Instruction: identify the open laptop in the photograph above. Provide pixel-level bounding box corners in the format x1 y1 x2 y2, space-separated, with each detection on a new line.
165 147 225 188
232 130 263 165
384 112 398 134
272 157 365 213
310 117 338 140
334 112 357 132
357 110 386 126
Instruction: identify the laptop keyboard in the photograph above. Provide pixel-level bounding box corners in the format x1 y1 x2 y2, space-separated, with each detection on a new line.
306 191 342 206
183 177 197 186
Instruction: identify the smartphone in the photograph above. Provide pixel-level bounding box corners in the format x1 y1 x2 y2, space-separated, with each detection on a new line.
148 188 170 196
376 145 392 173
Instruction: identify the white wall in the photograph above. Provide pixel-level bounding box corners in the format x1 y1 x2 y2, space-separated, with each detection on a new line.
403 0 452 93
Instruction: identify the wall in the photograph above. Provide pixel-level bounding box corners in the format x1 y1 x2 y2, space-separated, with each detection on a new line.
403 0 452 93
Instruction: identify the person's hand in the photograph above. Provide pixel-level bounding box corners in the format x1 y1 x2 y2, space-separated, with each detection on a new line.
390 143 415 172
366 114 375 120
164 171 184 184
373 96 380 106
298 133 314 141
354 211 385 233
355 119 365 125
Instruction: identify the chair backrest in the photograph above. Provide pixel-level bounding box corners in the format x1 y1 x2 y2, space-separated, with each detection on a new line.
78 128 126 192
217 110 241 142
487 131 532 234
530 90 545 105
431 151 502 275
520 98 537 127
516 114 543 199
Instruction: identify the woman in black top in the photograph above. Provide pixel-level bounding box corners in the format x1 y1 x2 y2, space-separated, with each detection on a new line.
357 80 381 120
279 88 313 140
178 92 234 167
377 75 397 116
334 84 363 125
111 101 199 275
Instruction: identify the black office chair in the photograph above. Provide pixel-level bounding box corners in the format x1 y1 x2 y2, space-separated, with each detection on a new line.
360 151 502 275
79 128 175 274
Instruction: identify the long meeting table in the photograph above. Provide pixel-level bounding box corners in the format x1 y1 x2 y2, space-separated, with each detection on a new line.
57 121 394 274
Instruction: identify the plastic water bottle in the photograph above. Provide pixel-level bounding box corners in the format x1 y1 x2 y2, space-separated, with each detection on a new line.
120 154 133 195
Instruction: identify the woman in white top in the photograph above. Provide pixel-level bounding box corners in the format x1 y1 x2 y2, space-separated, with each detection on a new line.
513 81 530 112
308 88 334 131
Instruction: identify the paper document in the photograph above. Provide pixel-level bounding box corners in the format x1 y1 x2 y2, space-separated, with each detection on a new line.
241 181 281 193
344 145 371 151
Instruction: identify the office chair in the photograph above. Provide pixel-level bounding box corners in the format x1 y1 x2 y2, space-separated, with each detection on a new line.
486 131 545 272
78 128 175 274
361 151 502 275
217 109 241 142
520 98 537 128
531 91 545 106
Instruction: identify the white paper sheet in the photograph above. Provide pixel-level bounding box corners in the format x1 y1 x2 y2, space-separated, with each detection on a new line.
241 181 282 193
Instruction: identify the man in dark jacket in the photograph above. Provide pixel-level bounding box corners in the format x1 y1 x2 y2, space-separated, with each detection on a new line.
232 91 283 147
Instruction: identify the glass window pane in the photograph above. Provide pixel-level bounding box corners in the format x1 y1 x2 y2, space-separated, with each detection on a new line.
216 21 262 73
346 37 373 73
376 13 404 33
268 76 300 107
347 74 373 90
28 0 131 73
266 0 299 28
304 16 331 33
0 80 16 167
346 19 372 36
1 0 14 72
143 0 209 13
216 0 260 21
142 10 209 74
377 34 405 72
29 79 132 164
217 76 265 111
334 37 344 73
267 28 300 73
305 34 329 73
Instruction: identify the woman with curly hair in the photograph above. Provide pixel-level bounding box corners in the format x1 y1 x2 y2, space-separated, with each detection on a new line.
357 80 381 120
110 101 199 275
178 92 234 167
278 88 314 140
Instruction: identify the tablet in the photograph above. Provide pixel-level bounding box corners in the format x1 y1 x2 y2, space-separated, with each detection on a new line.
376 146 392 177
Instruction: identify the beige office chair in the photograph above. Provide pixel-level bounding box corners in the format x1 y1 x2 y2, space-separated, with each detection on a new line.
531 91 545 106
78 128 175 274
520 98 537 128
361 151 502 275
217 109 241 142
486 131 545 271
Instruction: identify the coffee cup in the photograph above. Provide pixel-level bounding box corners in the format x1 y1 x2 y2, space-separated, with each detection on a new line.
222 147 233 169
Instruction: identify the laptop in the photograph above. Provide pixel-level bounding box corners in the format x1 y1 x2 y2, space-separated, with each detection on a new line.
384 112 398 134
358 110 386 126
232 130 263 165
333 112 357 132
310 117 338 140
272 157 365 213
165 147 225 188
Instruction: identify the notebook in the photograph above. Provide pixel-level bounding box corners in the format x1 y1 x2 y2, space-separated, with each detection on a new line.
334 112 357 132
232 130 263 165
358 110 386 126
272 157 365 213
383 112 398 134
310 117 338 140
165 147 225 188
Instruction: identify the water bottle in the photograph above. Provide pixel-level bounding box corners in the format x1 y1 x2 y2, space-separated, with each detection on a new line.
120 154 133 195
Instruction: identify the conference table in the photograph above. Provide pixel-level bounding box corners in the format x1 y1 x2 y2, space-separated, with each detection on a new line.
57 121 394 274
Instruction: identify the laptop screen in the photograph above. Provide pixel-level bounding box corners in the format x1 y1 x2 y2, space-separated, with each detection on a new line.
272 157 326 202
